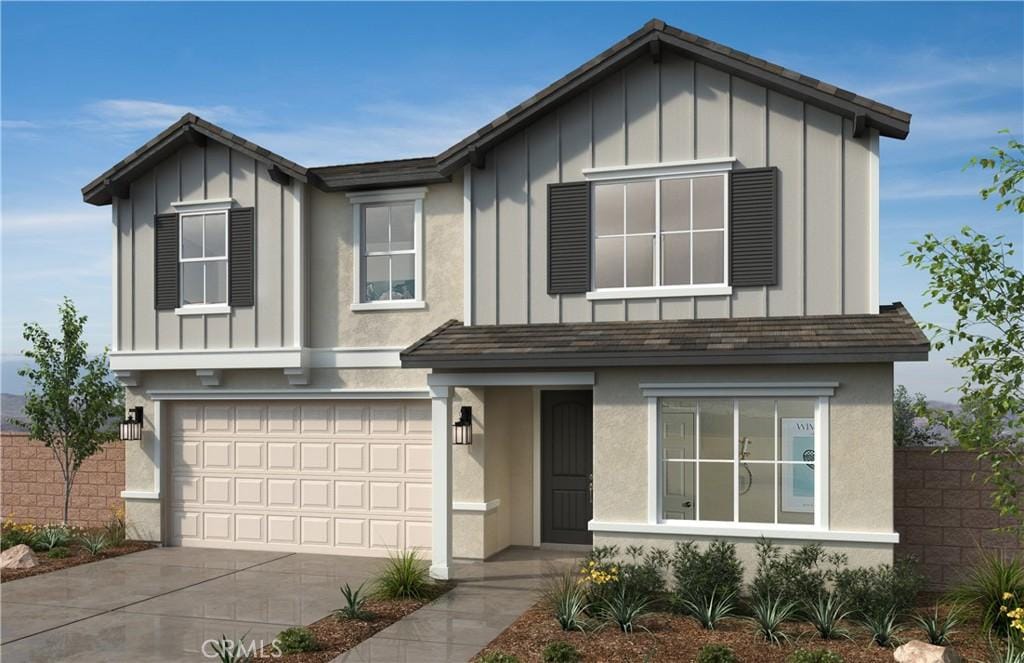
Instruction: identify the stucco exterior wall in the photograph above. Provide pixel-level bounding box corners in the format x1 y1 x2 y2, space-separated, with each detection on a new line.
591 363 894 568
483 387 535 555
308 175 464 349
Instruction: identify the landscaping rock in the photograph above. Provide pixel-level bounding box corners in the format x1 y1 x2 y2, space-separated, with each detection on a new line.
894 640 962 663
0 544 38 570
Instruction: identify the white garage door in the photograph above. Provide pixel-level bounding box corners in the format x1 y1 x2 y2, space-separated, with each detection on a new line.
169 400 432 555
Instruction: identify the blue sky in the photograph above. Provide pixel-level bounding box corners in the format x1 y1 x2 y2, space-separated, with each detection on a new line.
2 2 1022 399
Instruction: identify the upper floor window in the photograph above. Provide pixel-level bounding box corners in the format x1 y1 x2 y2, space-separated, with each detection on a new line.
180 211 228 306
592 173 727 292
362 202 416 303
347 187 426 311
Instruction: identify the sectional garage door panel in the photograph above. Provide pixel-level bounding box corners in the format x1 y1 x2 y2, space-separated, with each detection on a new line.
168 400 432 555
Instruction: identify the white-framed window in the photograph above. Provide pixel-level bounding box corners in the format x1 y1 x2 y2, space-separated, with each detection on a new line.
347 187 426 311
584 158 733 300
179 210 228 307
642 382 834 535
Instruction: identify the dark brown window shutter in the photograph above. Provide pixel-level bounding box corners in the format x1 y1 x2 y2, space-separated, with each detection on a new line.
229 207 255 307
154 213 179 310
547 181 591 295
729 167 778 287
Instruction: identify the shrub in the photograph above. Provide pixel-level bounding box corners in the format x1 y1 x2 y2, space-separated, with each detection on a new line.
786 649 844 663
103 505 127 546
749 592 797 644
581 545 668 608
911 603 963 646
949 549 1024 635
678 589 737 630
594 582 656 633
373 549 433 600
543 571 589 631
802 591 851 640
671 540 742 604
478 652 520 663
696 644 737 663
860 607 902 648
834 556 924 619
1 520 36 550
334 582 374 621
275 626 319 654
541 641 580 663
79 532 108 556
32 524 71 552
750 539 846 605
47 547 70 559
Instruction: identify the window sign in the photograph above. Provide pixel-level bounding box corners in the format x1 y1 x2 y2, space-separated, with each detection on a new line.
781 417 815 513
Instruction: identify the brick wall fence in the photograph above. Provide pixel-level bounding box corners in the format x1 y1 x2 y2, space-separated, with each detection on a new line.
0 433 124 527
894 447 1023 590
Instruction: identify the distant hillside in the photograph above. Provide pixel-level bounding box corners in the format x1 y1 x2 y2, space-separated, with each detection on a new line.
1 393 27 432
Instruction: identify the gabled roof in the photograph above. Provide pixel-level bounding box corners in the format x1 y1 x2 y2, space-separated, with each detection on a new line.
82 114 309 206
400 304 930 369
84 18 912 204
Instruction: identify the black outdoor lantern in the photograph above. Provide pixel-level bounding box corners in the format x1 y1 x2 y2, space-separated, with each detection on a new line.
452 406 473 445
120 406 144 442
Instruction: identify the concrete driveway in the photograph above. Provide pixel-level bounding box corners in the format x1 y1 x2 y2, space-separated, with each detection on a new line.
0 547 387 662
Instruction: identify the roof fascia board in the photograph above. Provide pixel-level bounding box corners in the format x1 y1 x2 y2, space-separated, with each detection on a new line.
401 347 930 369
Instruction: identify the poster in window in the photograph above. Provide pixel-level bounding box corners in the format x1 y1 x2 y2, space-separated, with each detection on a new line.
781 418 814 513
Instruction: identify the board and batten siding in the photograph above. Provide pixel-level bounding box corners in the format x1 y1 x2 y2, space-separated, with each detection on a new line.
114 143 301 351
469 54 877 325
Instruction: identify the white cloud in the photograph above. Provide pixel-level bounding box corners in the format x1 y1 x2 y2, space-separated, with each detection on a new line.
1 207 109 233
80 99 249 132
1 120 42 131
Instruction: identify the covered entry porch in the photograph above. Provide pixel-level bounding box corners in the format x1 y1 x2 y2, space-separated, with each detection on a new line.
427 371 595 580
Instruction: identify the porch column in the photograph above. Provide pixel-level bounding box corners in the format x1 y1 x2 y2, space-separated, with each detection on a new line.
429 385 453 579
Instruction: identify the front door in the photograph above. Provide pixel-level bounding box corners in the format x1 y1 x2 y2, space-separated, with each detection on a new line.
541 390 593 545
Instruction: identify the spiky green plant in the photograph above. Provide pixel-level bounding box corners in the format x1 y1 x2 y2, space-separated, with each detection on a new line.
595 582 655 633
748 592 797 644
861 607 902 648
949 550 1024 635
78 532 108 556
543 571 590 632
207 633 252 663
803 591 852 640
911 603 963 646
678 589 738 630
333 582 374 621
372 548 433 600
32 524 71 551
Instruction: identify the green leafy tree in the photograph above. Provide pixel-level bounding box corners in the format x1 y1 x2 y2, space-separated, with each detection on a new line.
893 385 940 447
8 299 123 524
905 133 1024 539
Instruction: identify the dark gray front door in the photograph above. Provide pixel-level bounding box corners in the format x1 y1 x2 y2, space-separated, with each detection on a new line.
541 390 593 545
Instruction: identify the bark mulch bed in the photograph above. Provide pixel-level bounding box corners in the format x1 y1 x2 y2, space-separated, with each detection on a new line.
476 603 994 663
266 584 454 663
0 540 155 583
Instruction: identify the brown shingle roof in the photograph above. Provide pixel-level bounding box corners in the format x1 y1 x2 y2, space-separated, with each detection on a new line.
401 303 930 369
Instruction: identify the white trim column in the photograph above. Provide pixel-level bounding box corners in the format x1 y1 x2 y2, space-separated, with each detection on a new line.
430 385 453 580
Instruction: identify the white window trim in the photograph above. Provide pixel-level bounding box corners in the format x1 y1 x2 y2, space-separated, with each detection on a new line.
178 208 229 312
585 159 733 301
645 386 836 537
347 187 426 311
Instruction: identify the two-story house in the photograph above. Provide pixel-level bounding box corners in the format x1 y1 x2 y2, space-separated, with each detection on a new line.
83 19 928 580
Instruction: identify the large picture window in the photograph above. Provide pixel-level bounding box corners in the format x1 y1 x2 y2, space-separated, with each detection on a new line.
659 397 821 526
179 211 228 306
592 173 727 293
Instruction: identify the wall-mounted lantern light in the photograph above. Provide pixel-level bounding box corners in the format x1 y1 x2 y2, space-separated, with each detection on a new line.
452 406 473 445
120 406 144 442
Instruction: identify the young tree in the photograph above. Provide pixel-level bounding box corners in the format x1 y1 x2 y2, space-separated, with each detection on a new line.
8 298 123 524
893 385 941 447
905 133 1024 539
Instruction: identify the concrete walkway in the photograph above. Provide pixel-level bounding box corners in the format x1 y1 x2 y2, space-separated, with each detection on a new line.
0 546 576 662
337 547 578 663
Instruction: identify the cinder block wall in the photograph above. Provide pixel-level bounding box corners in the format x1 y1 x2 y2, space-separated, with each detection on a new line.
894 447 1023 590
0 433 124 527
